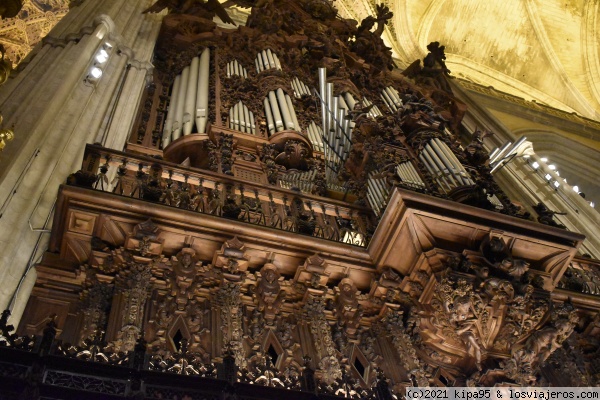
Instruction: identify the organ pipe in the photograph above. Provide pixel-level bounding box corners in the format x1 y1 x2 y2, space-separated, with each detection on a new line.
264 98 275 134
276 88 294 130
173 66 189 141
162 74 181 148
196 48 210 134
285 94 300 132
268 91 284 131
183 56 199 136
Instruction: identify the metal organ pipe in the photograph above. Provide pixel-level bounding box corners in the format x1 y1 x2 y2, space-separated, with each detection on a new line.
428 140 463 185
249 111 256 134
243 102 250 133
173 66 189 141
267 91 284 132
285 94 300 132
183 56 199 136
162 74 181 148
276 88 294 130
196 48 210 134
264 98 275 134
318 68 327 137
266 49 276 69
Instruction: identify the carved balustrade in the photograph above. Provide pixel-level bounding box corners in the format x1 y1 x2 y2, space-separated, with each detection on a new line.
69 144 373 247
558 258 600 296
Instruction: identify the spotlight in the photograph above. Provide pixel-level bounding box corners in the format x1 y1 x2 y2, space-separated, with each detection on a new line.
90 67 103 79
544 173 552 180
96 49 109 63
531 161 539 169
553 181 560 188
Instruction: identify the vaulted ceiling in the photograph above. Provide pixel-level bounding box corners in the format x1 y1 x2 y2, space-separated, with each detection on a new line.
337 0 600 120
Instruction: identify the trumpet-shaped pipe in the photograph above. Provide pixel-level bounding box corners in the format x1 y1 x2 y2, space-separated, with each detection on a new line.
196 48 210 134
183 57 199 136
276 88 294 130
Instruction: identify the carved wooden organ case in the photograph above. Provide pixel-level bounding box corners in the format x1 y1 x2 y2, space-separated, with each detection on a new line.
17 0 600 394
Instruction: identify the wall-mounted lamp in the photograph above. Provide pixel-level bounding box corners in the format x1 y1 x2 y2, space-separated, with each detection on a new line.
85 42 113 84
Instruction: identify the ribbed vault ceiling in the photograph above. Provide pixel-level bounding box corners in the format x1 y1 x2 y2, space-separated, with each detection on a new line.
337 0 600 120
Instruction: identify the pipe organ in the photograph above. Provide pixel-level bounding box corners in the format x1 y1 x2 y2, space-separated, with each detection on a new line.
226 59 248 78
367 171 391 216
162 48 211 147
229 101 256 134
317 68 359 185
307 121 324 152
291 77 311 98
418 137 475 193
380 86 402 112
278 169 317 193
255 49 282 73
396 161 426 190
263 88 299 135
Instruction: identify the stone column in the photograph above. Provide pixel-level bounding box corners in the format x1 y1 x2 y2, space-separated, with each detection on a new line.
0 0 164 328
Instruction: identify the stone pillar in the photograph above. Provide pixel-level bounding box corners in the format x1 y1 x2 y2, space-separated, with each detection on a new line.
0 0 163 328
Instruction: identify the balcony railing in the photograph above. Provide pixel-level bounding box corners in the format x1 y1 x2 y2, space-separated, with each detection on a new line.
68 144 375 247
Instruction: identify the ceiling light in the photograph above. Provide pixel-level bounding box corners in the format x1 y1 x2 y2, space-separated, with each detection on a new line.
548 164 556 170
573 186 579 192
544 173 552 180
553 181 560 188
541 157 548 162
531 161 539 169
591 202 595 208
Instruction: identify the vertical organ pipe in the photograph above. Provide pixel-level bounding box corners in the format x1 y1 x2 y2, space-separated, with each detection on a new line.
319 68 327 137
243 102 250 133
249 111 256 134
286 94 300 131
173 66 190 141
428 141 464 185
162 75 181 147
183 56 199 136
268 91 284 131
266 49 276 69
276 88 294 130
196 48 210 134
273 53 281 70
233 101 239 131
261 51 270 69
264 98 275 134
